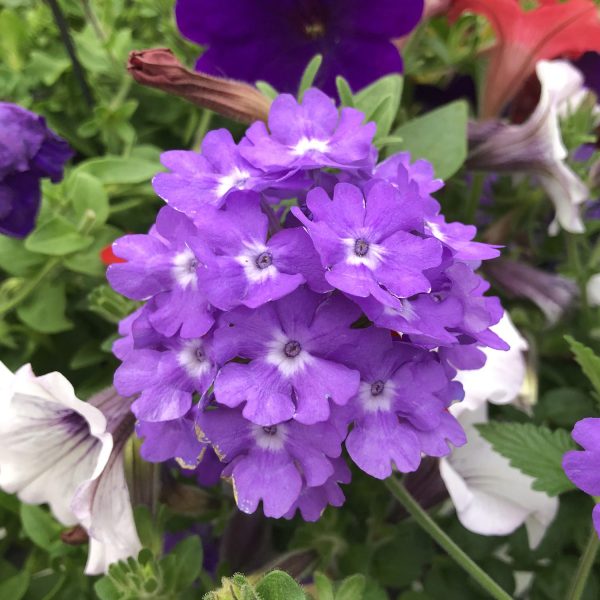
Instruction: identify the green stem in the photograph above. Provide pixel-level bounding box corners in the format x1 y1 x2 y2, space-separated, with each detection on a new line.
566 528 600 600
0 258 61 316
465 172 486 225
385 477 512 600
192 110 214 151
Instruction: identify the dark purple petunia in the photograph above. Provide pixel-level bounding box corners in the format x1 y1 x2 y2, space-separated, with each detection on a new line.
175 0 424 97
213 287 361 426
0 103 73 237
563 418 600 537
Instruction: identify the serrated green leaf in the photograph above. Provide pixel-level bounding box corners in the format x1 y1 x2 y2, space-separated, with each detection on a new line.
298 55 323 100
476 422 577 496
25 216 93 256
170 536 203 591
354 75 403 139
565 336 600 410
255 570 306 600
388 100 468 179
17 280 73 333
335 574 366 600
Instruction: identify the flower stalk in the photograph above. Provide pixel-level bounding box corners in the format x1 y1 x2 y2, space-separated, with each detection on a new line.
385 476 512 600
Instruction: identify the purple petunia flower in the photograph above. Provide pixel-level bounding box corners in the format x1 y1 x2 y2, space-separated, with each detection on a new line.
0 102 73 238
213 287 361 426
197 404 345 518
337 328 465 479
193 191 329 309
107 206 214 338
240 89 376 172
175 0 424 97
293 181 443 307
563 418 600 536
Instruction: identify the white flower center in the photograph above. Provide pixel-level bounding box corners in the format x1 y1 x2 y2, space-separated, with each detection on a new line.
359 379 396 412
235 241 278 284
177 340 211 379
343 236 386 269
252 423 288 451
265 330 313 377
171 248 198 289
292 137 330 156
216 167 251 198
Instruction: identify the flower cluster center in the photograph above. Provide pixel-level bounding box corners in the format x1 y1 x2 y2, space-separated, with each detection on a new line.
262 425 278 436
370 380 385 396
255 251 273 270
354 238 370 257
284 340 302 358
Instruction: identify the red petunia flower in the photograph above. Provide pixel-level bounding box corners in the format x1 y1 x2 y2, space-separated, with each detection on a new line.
450 0 600 118
100 244 126 266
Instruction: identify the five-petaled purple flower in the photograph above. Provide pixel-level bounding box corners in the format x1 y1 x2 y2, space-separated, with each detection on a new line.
175 0 424 97
108 87 505 521
563 418 600 537
0 103 73 238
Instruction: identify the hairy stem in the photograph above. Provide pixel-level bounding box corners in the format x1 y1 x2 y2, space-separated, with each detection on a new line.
566 528 599 600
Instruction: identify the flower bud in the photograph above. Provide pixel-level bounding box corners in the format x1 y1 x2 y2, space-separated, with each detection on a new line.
127 48 271 124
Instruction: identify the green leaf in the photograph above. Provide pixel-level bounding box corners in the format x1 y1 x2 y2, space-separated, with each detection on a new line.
0 571 29 600
0 236 44 276
298 54 323 100
335 77 354 108
565 336 600 409
64 225 122 277
68 171 109 228
94 577 121 600
335 574 366 600
476 422 577 496
354 75 403 139
25 216 93 256
314 572 334 600
19 504 67 556
388 100 468 179
76 157 160 185
255 81 279 100
170 536 203 591
17 280 73 333
255 570 306 600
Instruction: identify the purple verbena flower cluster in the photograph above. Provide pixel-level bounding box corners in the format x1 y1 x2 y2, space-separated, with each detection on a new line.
108 88 506 520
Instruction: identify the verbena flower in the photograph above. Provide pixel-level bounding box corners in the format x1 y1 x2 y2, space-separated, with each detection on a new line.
563 418 600 537
468 60 590 234
449 0 600 118
0 102 72 238
175 0 424 97
0 363 140 573
108 88 505 520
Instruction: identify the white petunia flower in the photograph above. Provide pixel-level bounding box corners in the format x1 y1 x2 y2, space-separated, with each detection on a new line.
0 363 141 574
441 314 557 548
468 60 590 234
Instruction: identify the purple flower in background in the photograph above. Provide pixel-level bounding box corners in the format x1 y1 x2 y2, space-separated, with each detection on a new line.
197 405 344 518
338 329 465 479
0 103 72 237
293 181 443 306
574 52 600 99
175 0 424 97
107 206 214 338
213 287 361 425
240 89 376 172
194 191 328 309
563 418 600 536
152 129 274 216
